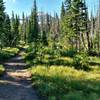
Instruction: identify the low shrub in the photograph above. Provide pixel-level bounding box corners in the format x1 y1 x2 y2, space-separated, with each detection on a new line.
61 48 77 57
73 53 90 71
0 65 5 75
89 56 100 66
88 49 100 57
0 47 19 61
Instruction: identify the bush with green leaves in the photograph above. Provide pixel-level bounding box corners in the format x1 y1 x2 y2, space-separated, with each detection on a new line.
73 53 90 71
0 65 5 75
25 43 62 65
0 47 19 61
25 43 46 64
61 48 77 57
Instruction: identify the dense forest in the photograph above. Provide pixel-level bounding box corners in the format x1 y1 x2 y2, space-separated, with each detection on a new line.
0 0 100 100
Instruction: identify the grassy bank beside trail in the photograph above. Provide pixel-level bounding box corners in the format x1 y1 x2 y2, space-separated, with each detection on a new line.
0 65 5 76
24 45 100 100
31 66 100 100
0 47 19 61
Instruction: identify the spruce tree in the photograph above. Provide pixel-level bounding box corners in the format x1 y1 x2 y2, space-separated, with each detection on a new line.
61 2 65 20
61 0 89 51
45 13 50 33
25 16 29 43
4 14 12 46
11 13 20 46
0 0 5 48
15 14 20 45
42 30 48 46
60 0 73 48
22 12 26 42
40 12 44 39
30 0 39 43
27 19 32 43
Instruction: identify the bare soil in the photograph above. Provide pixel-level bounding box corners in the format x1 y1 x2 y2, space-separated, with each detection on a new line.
0 51 39 100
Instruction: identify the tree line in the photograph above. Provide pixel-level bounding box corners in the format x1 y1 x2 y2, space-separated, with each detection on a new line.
0 0 100 55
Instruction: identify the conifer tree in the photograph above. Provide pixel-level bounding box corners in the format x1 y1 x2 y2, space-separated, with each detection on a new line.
4 14 12 46
15 14 20 45
42 30 48 46
11 13 20 46
25 16 29 43
22 12 27 42
0 0 5 48
30 0 39 43
40 12 44 39
45 13 50 33
61 0 90 51
61 2 65 20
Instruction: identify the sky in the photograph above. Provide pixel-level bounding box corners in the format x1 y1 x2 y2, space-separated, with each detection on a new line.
4 0 99 18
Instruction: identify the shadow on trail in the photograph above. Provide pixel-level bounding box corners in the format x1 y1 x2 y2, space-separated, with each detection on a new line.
0 50 39 100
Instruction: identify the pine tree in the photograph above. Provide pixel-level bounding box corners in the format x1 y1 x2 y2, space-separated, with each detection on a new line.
60 0 73 48
3 14 12 46
14 14 20 45
61 0 89 51
61 2 65 20
53 13 60 41
25 16 29 43
65 0 71 11
45 13 50 33
22 12 26 42
30 0 39 43
27 19 32 43
40 12 44 38
42 30 48 46
0 0 5 48
11 13 20 46
11 11 15 35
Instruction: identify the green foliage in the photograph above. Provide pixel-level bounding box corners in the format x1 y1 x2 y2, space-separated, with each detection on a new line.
3 14 12 46
0 47 19 61
61 48 77 57
88 48 100 57
0 64 5 75
73 53 90 71
42 31 48 46
25 43 44 64
61 0 89 51
11 12 20 46
89 56 100 66
31 66 100 100
61 2 65 20
0 0 5 48
48 96 56 100
28 0 39 43
25 43 64 65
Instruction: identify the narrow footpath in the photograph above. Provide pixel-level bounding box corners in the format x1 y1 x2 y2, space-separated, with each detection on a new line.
0 51 39 100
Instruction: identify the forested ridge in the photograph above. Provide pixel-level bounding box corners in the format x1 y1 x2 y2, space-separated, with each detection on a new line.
0 0 100 100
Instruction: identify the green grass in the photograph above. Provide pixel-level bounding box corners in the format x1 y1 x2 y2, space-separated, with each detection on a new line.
0 65 5 76
25 52 73 66
0 47 19 61
25 46 100 100
31 66 100 100
89 56 100 66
